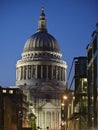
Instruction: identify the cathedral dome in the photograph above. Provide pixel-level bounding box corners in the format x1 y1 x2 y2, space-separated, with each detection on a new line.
23 6 60 53
23 32 60 52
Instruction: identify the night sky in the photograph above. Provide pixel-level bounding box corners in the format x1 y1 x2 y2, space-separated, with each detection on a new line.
0 0 98 87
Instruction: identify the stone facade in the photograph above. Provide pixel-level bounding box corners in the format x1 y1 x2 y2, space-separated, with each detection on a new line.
16 6 67 130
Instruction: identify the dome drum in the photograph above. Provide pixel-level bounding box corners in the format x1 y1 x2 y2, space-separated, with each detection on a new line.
16 62 67 87
22 51 62 61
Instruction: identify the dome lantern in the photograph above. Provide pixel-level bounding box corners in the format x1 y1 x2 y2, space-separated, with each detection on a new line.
37 5 48 32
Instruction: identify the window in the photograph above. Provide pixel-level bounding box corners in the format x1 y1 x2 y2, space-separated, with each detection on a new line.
9 90 13 94
2 89 6 93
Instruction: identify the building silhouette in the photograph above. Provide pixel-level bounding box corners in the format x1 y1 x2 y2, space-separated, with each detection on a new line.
0 87 24 130
16 6 67 130
87 23 98 130
67 57 88 130
66 24 98 130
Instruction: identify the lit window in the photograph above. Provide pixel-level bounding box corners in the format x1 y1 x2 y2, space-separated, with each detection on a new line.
9 90 13 94
83 78 87 82
3 89 7 93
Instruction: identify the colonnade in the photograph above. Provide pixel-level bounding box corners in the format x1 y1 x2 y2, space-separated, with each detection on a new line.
37 110 61 129
16 65 66 81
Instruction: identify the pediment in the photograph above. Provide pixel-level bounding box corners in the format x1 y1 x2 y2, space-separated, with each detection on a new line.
42 102 60 109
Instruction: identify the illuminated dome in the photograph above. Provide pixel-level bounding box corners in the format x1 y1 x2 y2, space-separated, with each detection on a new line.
23 32 60 52
23 7 60 53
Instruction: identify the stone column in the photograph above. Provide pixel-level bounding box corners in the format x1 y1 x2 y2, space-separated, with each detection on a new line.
56 66 58 80
20 66 23 80
18 67 21 80
28 66 29 79
23 66 24 79
63 68 65 81
22 67 24 80
54 111 56 128
43 112 45 129
46 65 48 80
51 66 53 79
19 67 21 80
26 66 28 79
36 65 38 78
59 67 61 81
24 66 26 79
51 112 53 128
61 68 63 80
45 111 47 128
50 112 51 128
59 111 61 128
62 68 64 81
31 65 33 79
17 68 19 80
41 65 43 78
28 66 31 79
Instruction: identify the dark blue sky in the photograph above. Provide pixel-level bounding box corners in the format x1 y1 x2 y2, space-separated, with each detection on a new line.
0 0 98 87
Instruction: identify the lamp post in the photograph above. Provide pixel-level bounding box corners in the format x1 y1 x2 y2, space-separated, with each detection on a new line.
61 92 68 130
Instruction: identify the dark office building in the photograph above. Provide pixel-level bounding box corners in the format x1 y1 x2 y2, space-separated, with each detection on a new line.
86 23 98 130
74 57 88 130
0 87 24 130
67 56 88 130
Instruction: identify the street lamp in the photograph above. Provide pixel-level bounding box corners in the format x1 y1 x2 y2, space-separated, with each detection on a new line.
63 95 68 100
61 93 68 130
